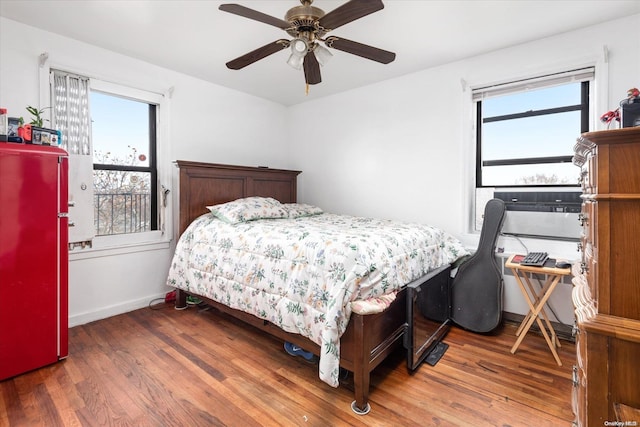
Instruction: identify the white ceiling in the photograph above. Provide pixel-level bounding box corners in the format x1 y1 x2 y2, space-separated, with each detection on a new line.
2 0 639 106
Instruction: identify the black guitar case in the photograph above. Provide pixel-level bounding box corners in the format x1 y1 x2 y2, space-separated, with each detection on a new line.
451 198 506 333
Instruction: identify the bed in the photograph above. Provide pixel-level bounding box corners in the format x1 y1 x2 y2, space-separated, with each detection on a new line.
168 161 469 414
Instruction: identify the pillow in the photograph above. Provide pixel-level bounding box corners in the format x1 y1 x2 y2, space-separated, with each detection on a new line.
207 197 288 224
284 203 323 218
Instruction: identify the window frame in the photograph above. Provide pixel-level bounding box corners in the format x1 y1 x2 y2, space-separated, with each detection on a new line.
88 79 165 246
40 61 171 256
473 69 593 189
91 92 159 235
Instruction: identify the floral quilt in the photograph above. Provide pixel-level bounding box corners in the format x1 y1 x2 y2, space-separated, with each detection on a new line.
166 211 468 387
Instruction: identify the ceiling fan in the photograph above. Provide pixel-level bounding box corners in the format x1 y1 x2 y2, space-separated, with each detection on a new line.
219 0 396 86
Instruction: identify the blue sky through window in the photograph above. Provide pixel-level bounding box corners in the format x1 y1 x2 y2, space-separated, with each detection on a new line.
480 83 582 186
91 91 150 167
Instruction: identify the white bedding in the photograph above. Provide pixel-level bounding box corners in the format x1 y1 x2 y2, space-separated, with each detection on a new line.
166 209 468 387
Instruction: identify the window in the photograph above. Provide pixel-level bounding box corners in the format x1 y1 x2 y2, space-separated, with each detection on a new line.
474 68 593 187
51 69 163 243
91 92 157 236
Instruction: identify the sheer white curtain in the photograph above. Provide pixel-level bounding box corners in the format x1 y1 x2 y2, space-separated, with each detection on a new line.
50 69 95 246
51 70 92 156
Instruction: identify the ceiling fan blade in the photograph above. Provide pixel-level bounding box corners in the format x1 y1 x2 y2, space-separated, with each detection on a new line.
226 40 288 70
325 36 395 64
303 52 322 85
318 0 384 31
219 4 291 29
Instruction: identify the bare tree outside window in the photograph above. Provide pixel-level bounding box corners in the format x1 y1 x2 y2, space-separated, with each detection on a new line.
93 147 151 235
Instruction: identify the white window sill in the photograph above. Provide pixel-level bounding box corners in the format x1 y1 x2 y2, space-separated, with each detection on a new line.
69 231 172 261
461 231 580 261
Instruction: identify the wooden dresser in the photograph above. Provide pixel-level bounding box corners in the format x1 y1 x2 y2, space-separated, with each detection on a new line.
572 127 640 426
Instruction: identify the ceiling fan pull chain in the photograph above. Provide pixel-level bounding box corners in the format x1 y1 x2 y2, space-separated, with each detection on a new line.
306 83 310 95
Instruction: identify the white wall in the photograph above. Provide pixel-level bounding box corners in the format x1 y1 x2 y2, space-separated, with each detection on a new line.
0 17 289 326
2 13 638 328
288 14 640 324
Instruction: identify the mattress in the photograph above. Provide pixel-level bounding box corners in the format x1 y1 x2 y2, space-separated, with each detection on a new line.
166 205 468 387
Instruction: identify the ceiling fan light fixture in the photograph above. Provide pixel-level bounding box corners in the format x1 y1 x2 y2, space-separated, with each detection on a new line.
287 52 305 70
291 38 308 54
286 38 309 70
313 43 333 66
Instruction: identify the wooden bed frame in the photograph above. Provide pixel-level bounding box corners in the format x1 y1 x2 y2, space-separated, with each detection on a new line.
173 160 445 414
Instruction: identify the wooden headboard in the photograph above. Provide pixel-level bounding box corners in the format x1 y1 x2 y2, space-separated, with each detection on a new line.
175 161 301 234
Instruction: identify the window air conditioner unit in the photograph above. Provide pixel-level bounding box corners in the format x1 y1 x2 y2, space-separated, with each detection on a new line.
476 190 582 241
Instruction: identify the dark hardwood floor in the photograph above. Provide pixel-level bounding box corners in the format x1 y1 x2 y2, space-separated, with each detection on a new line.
0 302 575 426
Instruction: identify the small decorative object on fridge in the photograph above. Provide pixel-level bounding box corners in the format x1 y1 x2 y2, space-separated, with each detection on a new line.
20 124 60 145
8 117 20 137
0 108 7 141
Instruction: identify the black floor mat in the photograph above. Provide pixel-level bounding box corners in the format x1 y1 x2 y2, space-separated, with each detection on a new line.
425 342 449 366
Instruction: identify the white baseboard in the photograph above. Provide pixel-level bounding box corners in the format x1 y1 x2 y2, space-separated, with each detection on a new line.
68 292 168 328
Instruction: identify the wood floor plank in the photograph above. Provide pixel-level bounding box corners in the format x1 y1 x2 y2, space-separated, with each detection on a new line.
1 380 26 426
41 368 84 427
0 303 576 426
119 312 260 426
142 315 282 426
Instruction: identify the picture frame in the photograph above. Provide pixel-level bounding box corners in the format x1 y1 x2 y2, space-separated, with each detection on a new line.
8 117 20 137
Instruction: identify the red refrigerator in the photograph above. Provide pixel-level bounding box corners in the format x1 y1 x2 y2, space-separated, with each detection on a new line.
0 143 69 380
